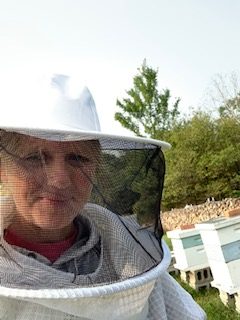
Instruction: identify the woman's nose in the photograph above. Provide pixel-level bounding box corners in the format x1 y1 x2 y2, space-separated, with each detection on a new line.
43 160 72 189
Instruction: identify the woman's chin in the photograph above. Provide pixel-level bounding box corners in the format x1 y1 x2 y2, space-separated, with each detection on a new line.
32 202 79 227
33 217 74 232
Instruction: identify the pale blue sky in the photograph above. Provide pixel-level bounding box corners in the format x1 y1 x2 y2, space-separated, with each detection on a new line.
1 0 240 134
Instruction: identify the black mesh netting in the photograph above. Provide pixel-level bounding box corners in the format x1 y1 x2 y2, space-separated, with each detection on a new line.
0 130 165 289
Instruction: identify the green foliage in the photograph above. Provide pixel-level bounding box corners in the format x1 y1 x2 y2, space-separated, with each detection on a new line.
131 149 165 225
162 233 173 250
91 151 140 215
115 60 180 138
162 113 240 209
91 149 164 225
115 63 240 211
114 60 179 221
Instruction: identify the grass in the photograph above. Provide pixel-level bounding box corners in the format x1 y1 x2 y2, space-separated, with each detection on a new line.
163 233 173 250
175 277 240 319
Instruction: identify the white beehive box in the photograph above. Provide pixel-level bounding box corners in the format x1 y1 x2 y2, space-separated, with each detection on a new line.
166 227 209 271
196 215 240 294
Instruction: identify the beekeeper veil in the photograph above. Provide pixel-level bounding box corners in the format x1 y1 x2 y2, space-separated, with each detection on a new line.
0 74 171 320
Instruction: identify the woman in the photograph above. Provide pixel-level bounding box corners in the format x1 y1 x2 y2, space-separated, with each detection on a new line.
0 75 206 319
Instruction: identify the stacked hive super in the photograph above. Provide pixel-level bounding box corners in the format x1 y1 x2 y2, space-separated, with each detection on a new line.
167 225 213 291
196 208 240 310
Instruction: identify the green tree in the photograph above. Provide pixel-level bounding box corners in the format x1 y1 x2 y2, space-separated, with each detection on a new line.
90 148 166 226
91 151 139 215
202 116 240 199
115 65 240 211
162 113 215 209
115 60 180 138
162 113 240 209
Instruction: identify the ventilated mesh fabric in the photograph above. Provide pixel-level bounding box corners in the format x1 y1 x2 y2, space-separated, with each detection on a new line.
0 129 167 319
0 130 208 320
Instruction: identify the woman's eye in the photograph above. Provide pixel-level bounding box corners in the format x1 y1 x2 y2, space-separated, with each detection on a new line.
26 154 42 161
67 154 90 167
23 153 45 165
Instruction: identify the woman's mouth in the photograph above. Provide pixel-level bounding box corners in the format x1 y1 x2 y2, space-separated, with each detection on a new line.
38 195 72 206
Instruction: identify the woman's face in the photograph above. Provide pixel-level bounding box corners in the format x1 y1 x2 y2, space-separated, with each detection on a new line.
1 134 99 240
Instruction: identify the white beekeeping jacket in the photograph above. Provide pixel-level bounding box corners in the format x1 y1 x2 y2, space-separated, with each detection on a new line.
0 199 206 320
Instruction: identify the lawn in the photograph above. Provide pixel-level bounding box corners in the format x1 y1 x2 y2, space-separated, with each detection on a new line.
176 277 240 320
163 233 173 250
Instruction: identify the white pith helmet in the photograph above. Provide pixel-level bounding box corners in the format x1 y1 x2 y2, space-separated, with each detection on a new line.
0 74 171 150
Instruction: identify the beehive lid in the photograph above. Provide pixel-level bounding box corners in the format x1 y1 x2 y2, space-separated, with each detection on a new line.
196 215 240 231
167 226 199 239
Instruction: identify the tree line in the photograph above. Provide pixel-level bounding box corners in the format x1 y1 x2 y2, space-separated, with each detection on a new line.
115 61 240 212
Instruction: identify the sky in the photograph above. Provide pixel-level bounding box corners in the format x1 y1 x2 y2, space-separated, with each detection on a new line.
1 0 240 135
